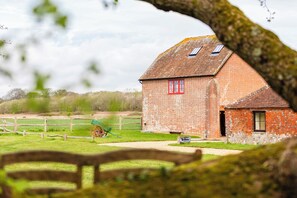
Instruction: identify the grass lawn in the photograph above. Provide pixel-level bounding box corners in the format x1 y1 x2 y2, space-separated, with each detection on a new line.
0 134 214 190
0 116 141 133
170 142 259 150
0 116 195 143
201 154 219 161
0 134 119 154
1 129 183 143
63 129 182 143
0 135 174 189
94 130 182 143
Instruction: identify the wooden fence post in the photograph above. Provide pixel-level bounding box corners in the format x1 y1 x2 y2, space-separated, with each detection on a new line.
93 165 100 184
44 118 47 132
119 116 122 130
41 133 44 139
3 119 6 132
63 134 67 141
76 165 83 189
14 117 17 133
70 117 73 132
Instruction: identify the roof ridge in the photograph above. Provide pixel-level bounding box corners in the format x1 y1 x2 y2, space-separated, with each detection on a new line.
139 35 232 81
157 35 216 58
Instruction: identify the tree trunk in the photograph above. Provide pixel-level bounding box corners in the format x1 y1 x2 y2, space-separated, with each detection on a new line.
137 0 297 111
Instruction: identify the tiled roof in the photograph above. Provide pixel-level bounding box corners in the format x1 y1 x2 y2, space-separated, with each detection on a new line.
139 35 233 81
226 86 289 109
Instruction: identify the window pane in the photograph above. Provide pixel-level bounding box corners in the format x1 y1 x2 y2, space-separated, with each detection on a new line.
255 113 260 122
260 122 265 130
255 122 260 130
174 81 179 93
189 47 202 56
169 81 173 93
211 44 224 54
260 113 265 122
254 112 266 131
180 80 184 93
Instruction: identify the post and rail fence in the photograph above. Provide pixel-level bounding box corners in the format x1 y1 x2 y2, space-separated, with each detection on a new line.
0 116 142 134
0 149 202 197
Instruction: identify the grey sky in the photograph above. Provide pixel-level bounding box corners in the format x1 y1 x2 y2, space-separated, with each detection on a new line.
0 0 296 96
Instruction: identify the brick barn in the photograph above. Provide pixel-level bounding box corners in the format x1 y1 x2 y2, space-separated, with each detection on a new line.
139 35 268 138
226 86 297 144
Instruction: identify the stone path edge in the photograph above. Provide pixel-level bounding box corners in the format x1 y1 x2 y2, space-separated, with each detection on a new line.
99 141 242 156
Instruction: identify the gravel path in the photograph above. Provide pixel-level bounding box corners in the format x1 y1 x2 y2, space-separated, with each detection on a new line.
100 141 242 156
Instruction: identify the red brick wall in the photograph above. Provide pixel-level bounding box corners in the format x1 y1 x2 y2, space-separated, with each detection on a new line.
225 109 254 135
205 79 220 138
216 54 267 106
266 109 297 134
226 108 297 135
141 54 268 138
142 77 214 136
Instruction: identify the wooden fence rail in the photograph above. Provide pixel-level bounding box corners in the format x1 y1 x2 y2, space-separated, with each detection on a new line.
0 116 142 133
0 149 202 198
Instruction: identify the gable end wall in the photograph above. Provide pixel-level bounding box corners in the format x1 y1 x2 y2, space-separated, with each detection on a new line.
142 77 212 136
216 54 267 107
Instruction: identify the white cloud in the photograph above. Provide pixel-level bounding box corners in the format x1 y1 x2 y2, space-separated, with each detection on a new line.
0 0 296 97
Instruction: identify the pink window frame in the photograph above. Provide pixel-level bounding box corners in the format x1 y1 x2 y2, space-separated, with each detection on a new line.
168 79 185 94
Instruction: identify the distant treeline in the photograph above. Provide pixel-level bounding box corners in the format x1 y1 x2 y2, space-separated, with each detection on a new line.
0 89 142 114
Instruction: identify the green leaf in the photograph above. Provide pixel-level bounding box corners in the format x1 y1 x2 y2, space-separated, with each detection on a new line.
34 71 51 91
81 79 92 88
21 53 26 63
55 14 68 28
0 40 4 47
0 67 12 78
88 62 100 74
32 0 68 28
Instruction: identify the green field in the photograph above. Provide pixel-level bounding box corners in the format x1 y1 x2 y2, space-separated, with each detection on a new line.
0 116 142 136
1 129 182 144
0 116 141 135
0 116 198 143
0 135 173 189
0 132 216 190
170 142 259 150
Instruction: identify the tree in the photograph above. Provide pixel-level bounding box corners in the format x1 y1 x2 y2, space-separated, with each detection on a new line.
136 0 297 112
3 88 26 100
48 1 297 197
2 1 297 197
4 0 296 112
51 89 70 97
50 138 297 198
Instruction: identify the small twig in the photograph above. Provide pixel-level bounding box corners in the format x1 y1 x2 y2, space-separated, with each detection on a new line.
0 40 12 45
0 24 8 30
259 0 276 22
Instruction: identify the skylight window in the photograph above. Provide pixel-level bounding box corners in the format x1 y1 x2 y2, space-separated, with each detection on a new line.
211 44 224 55
189 47 202 57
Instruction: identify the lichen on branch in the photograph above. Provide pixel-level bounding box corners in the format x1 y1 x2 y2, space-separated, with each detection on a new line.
50 138 297 198
137 0 297 111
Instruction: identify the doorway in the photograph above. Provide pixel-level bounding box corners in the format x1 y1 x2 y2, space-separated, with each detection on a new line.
220 111 226 136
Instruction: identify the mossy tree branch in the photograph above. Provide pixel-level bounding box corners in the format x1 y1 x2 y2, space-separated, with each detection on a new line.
51 138 297 198
137 0 297 111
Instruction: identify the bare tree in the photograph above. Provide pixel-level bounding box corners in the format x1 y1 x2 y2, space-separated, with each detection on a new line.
3 88 26 100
